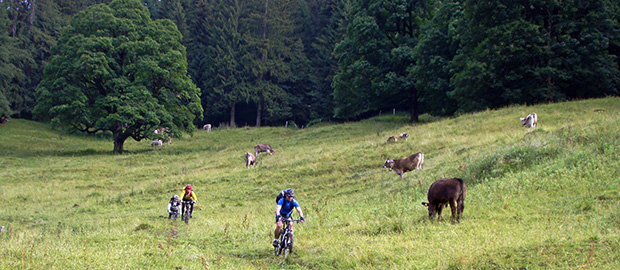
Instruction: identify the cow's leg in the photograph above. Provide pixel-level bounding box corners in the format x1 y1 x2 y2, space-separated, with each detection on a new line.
449 200 457 223
436 205 443 221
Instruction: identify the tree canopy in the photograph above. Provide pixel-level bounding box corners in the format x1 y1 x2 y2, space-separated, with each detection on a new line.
0 0 617 129
34 0 202 153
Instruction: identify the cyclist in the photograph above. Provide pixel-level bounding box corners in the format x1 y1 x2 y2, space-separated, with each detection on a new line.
181 184 197 219
273 188 305 247
167 195 181 220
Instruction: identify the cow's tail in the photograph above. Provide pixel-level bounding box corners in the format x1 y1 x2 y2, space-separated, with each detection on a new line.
456 178 466 213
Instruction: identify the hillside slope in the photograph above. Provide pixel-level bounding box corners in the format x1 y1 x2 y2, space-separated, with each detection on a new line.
0 97 619 269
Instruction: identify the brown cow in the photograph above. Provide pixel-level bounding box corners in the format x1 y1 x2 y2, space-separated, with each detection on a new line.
254 144 275 157
383 152 424 179
421 178 466 223
245 152 257 168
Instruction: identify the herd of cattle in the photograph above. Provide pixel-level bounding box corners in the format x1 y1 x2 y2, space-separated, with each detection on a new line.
148 113 538 222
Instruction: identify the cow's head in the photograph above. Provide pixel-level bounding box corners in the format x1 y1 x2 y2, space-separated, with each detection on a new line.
383 159 394 170
421 202 433 216
400 133 409 138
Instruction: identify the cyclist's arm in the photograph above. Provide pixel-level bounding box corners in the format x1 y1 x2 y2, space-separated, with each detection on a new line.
295 206 304 220
275 204 282 217
167 203 172 213
191 192 197 201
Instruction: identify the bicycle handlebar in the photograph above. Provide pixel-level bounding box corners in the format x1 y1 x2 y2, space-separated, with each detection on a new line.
280 218 303 223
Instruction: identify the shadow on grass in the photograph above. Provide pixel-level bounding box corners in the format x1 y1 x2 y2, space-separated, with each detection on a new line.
1 148 159 158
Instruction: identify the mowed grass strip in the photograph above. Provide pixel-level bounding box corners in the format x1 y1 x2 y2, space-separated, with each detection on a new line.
0 97 619 269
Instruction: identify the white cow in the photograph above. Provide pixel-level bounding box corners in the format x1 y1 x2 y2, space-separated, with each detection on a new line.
203 124 212 132
151 139 163 147
520 113 538 131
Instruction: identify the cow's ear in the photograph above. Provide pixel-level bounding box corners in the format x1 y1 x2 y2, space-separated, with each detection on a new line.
421 202 429 207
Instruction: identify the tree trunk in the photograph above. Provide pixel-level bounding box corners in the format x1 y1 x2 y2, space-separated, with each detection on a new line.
409 86 419 123
113 136 125 154
255 0 268 128
112 123 127 154
256 94 262 127
230 103 237 127
29 0 36 25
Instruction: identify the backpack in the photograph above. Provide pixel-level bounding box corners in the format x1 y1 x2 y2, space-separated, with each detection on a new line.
275 190 285 203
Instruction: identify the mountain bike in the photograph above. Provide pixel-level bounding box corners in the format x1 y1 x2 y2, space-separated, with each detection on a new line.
274 216 302 259
181 201 195 224
169 211 179 221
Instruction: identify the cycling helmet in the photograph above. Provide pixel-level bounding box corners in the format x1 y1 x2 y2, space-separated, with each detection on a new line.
172 195 179 200
284 188 295 197
185 184 192 190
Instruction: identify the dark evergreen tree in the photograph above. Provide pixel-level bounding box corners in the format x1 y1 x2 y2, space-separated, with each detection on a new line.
450 0 619 112
243 0 299 126
412 0 461 116
196 0 249 127
333 0 433 122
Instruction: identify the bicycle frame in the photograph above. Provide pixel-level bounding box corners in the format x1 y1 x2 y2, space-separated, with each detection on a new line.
275 217 302 257
181 201 194 224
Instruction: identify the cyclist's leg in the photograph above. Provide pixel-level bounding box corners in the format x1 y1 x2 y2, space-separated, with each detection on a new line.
274 220 283 240
189 202 194 217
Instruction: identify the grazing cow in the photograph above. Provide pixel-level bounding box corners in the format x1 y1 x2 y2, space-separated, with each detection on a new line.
151 139 163 147
203 124 212 132
386 136 398 143
0 116 7 125
254 144 275 157
421 178 466 223
386 133 410 143
520 113 538 131
245 152 257 168
383 152 424 179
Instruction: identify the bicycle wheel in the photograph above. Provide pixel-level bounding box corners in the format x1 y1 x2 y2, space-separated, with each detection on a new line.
282 234 291 259
288 233 294 253
183 208 189 224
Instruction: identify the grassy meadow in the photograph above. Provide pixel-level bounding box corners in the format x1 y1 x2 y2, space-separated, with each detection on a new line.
1 97 619 269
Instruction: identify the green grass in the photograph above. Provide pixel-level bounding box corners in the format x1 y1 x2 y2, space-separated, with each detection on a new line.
1 97 619 269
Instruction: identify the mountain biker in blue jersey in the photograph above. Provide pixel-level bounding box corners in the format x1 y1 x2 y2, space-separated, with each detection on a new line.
273 188 305 247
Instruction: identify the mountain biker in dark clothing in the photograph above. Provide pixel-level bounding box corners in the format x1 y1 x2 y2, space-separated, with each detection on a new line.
273 188 305 246
167 195 181 219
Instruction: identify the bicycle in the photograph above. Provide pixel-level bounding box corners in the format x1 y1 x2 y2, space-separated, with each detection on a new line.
181 200 195 224
169 211 179 221
274 216 302 259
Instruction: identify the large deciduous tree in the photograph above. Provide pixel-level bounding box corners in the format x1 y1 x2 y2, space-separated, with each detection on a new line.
34 0 202 153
